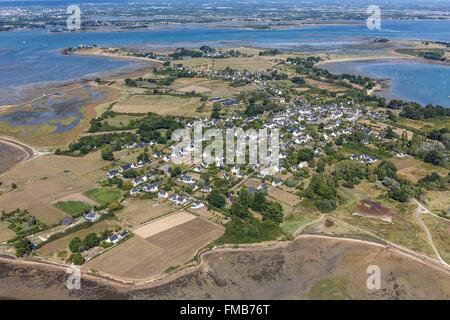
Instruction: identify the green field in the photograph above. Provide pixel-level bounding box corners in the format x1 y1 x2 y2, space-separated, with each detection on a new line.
54 201 92 217
83 188 122 206
103 114 145 128
280 213 312 235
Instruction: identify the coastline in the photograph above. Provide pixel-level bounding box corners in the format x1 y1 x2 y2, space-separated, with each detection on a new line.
0 49 162 108
0 137 38 175
0 233 449 297
319 55 450 104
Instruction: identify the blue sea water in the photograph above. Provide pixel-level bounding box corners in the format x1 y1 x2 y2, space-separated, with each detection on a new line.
323 60 450 107
0 19 450 105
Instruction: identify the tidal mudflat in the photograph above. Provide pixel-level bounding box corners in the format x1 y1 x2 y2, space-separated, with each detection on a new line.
0 141 30 174
0 84 118 147
0 237 449 300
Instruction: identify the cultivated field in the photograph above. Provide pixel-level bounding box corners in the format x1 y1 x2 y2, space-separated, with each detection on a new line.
267 187 300 207
116 199 176 227
87 212 224 280
170 78 256 98
112 94 204 117
133 211 196 238
0 154 108 224
390 157 448 183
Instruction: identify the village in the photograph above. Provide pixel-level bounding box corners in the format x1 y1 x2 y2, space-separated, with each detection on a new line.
0 44 448 284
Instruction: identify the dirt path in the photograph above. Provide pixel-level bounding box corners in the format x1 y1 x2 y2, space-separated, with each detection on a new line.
293 214 325 236
413 199 449 267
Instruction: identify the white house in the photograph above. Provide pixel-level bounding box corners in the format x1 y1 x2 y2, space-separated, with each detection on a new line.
142 183 159 193
298 161 309 169
272 178 282 187
158 190 169 198
191 201 204 210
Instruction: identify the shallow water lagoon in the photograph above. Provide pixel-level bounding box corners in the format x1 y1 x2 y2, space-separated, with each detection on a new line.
0 85 105 134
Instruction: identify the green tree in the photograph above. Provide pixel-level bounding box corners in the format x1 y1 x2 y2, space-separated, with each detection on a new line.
334 160 366 184
69 237 82 253
386 126 395 139
418 173 446 190
251 191 267 212
377 160 397 181
83 233 100 249
14 238 33 257
264 202 284 223
169 166 182 178
389 183 416 202
207 190 226 209
238 187 253 208
230 201 250 219
69 252 85 265
211 104 221 119
424 150 445 166
101 146 114 161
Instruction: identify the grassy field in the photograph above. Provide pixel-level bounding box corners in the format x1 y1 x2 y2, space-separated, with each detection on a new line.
0 154 108 224
103 114 145 127
54 201 92 217
306 182 437 258
422 215 450 264
0 221 15 243
424 190 450 216
112 94 205 117
83 188 122 206
173 56 277 72
280 213 312 235
334 195 435 258
170 78 256 98
37 220 117 259
398 117 450 132
305 79 348 93
116 199 176 228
